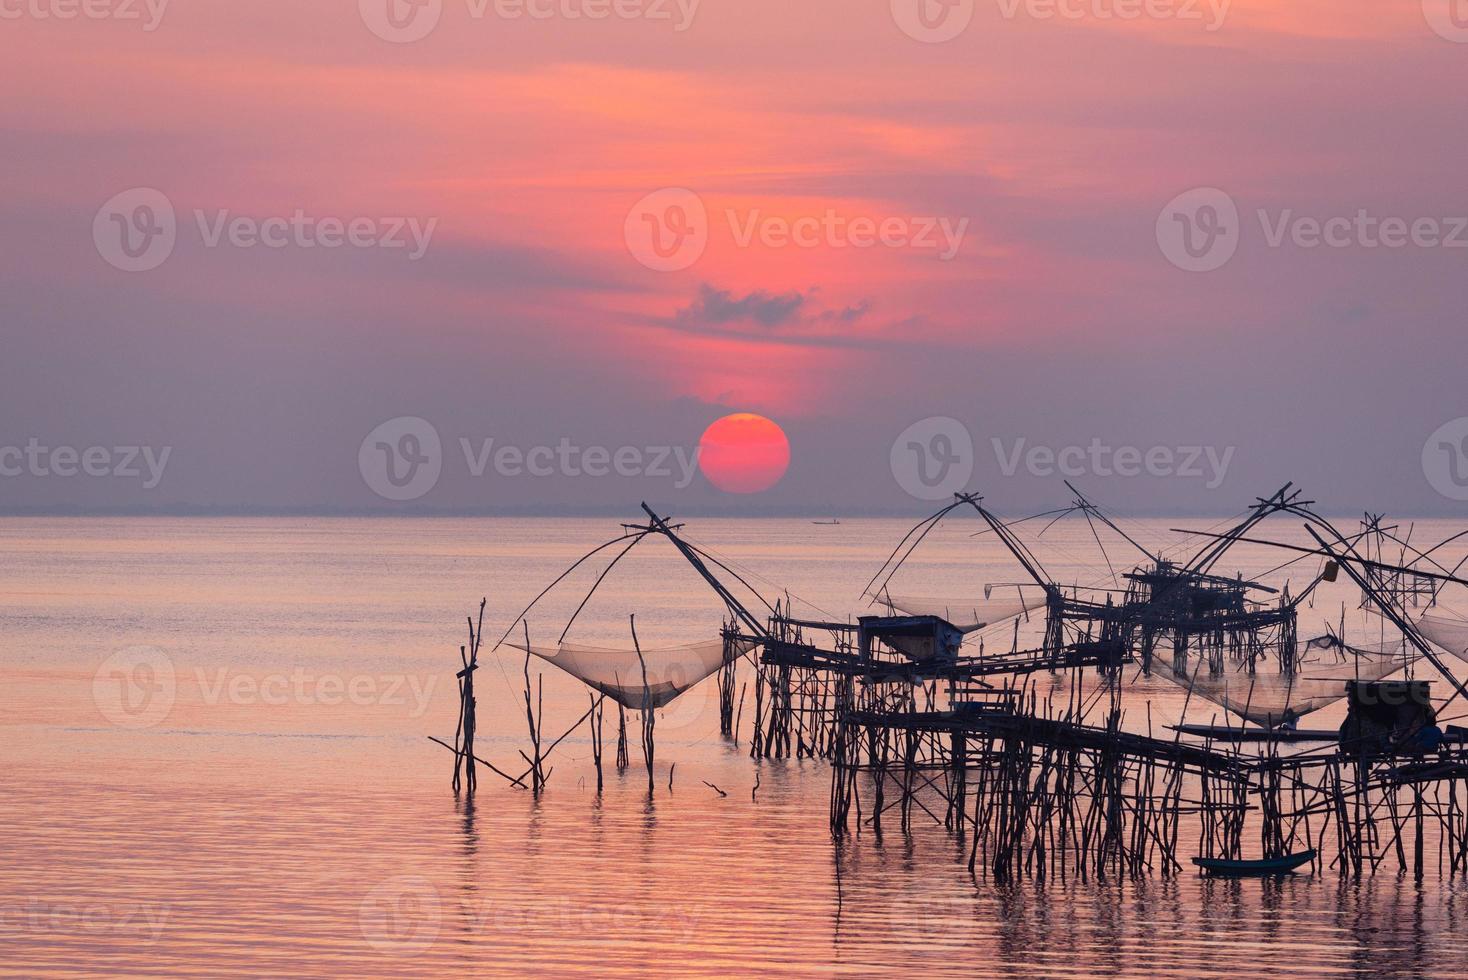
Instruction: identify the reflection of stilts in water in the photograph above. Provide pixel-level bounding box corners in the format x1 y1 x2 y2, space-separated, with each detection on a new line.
452 793 482 944
457 793 478 855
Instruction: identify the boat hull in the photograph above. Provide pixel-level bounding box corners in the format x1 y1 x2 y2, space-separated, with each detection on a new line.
1192 849 1316 876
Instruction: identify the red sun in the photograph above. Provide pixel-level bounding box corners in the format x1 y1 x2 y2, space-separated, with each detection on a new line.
698 413 790 494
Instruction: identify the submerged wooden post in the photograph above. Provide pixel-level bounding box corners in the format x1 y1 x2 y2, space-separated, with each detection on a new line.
453 643 474 794
522 621 545 795
631 613 655 794
616 703 630 770
452 598 486 795
462 657 476 794
590 692 604 794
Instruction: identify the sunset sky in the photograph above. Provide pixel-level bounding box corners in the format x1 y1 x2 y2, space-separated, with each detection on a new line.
3 1 1465 514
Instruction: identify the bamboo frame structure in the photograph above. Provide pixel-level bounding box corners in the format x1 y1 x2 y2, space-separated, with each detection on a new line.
423 490 1468 881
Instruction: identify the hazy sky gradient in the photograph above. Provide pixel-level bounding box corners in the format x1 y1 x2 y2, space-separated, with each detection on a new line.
2 1 1465 515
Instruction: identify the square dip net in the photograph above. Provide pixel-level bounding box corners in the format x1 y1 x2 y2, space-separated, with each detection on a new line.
1417 610 1468 667
508 637 757 710
1163 634 1412 728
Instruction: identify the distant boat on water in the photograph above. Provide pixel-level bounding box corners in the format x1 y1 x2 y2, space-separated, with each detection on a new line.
811 519 841 525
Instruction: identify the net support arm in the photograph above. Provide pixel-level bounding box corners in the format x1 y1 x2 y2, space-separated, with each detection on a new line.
641 502 769 640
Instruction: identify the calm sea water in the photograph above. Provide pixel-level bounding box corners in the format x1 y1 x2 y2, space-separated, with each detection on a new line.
3 516 1467 977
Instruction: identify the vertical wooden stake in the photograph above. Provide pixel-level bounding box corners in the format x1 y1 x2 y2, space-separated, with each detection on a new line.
590 692 604 794
631 613 655 795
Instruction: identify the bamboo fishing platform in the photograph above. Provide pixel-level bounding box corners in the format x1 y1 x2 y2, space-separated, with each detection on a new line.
429 485 1468 883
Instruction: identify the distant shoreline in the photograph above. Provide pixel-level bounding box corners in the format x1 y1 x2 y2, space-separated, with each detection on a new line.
0 508 1441 521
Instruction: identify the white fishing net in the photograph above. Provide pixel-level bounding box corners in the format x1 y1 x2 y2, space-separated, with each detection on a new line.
1165 634 1411 728
508 637 757 710
878 592 1045 630
1416 610 1468 667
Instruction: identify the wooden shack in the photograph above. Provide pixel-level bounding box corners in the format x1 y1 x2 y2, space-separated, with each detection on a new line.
1340 679 1436 754
857 614 965 664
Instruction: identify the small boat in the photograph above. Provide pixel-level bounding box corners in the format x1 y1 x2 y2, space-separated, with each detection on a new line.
811 519 841 525
1169 723 1337 743
1192 849 1315 877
